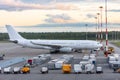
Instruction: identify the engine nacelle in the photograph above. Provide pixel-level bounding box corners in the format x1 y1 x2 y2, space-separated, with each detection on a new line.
59 47 74 53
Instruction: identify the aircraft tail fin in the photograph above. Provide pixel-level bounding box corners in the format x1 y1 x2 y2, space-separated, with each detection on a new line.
6 25 24 41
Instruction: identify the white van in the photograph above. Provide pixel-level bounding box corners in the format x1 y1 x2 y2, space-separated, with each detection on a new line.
85 63 95 74
74 64 82 73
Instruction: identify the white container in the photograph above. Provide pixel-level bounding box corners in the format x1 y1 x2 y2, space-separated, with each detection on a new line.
85 64 95 73
113 54 119 60
90 55 96 59
96 67 103 73
55 60 65 69
108 56 116 61
0 67 1 73
74 64 82 73
3 67 12 73
80 61 90 65
41 67 48 74
82 56 89 61
13 67 21 73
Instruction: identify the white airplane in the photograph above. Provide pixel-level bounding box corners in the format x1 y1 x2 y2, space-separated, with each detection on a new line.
6 25 102 53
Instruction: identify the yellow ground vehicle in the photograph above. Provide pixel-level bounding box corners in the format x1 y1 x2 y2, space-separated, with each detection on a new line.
108 47 114 54
62 64 71 73
21 67 30 73
104 46 114 56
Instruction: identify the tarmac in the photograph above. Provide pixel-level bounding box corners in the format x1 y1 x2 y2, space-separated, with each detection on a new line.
0 42 120 80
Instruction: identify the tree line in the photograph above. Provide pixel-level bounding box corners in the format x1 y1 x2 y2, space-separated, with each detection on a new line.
0 31 120 41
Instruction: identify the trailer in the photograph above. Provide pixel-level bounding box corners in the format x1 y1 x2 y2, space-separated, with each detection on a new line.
3 67 13 74
40 67 48 74
85 63 95 74
13 67 21 74
73 64 82 73
55 60 65 69
96 67 103 73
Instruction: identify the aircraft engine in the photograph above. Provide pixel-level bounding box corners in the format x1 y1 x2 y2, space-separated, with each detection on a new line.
59 47 74 52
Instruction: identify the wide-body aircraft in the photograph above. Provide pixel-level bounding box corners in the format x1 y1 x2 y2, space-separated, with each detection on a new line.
6 25 102 53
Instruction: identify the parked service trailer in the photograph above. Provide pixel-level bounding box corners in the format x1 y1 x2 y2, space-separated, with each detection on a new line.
113 54 120 60
85 63 95 74
80 61 90 72
48 59 58 70
40 67 48 74
96 67 103 73
55 60 65 69
108 56 116 63
60 55 74 64
73 64 82 73
3 67 13 74
82 56 89 61
13 67 21 74
27 55 51 66
111 61 120 71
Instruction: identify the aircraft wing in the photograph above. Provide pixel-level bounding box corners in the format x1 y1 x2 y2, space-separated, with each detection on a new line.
30 41 61 49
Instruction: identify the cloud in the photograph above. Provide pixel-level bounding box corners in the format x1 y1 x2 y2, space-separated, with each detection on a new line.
86 14 96 18
108 9 120 12
45 14 77 23
0 0 79 11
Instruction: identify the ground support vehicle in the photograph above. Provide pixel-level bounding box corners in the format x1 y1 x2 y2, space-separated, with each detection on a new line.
13 67 21 74
85 63 95 74
41 67 48 74
62 64 71 73
3 67 13 74
73 64 82 74
96 67 103 73
21 67 30 74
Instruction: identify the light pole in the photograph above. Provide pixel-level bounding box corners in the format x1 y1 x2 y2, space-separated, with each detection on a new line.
99 6 103 43
95 17 98 41
105 0 108 51
85 24 88 40
97 13 100 42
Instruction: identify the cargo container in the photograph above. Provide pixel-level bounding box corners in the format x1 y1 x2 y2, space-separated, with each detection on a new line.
80 61 90 72
55 60 65 69
40 67 48 74
47 59 58 70
13 67 21 74
108 56 116 63
82 56 89 61
113 54 119 60
73 64 82 73
85 63 95 74
3 67 13 74
96 67 103 73
62 64 71 73
111 61 120 71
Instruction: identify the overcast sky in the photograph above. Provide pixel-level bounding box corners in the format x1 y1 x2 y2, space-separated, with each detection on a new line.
0 0 120 32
